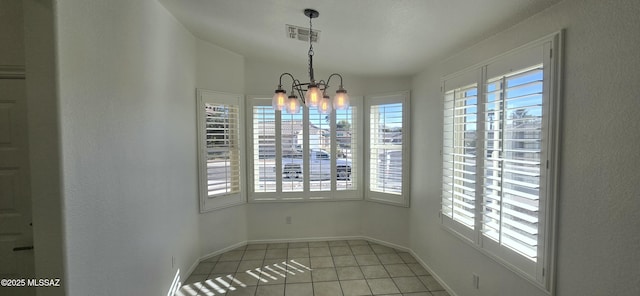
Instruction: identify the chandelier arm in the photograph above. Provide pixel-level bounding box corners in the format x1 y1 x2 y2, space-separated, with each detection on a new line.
316 80 328 94
326 73 344 89
278 72 297 88
290 78 308 105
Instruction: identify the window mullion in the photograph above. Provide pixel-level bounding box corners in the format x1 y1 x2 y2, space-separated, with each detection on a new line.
475 69 487 246
275 110 282 194
303 106 310 196
498 75 508 246
330 109 337 192
451 90 458 223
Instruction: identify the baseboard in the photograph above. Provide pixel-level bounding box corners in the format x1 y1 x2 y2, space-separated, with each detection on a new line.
363 236 412 253
408 249 459 296
191 236 456 296
184 256 202 281
199 240 249 262
247 235 364 245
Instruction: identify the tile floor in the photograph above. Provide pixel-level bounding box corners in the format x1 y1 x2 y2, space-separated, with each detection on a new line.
177 240 450 296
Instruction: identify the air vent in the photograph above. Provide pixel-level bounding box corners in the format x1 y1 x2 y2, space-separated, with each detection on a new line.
286 24 320 43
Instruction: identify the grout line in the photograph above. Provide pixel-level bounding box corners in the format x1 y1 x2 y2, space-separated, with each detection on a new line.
182 239 451 296
369 240 403 295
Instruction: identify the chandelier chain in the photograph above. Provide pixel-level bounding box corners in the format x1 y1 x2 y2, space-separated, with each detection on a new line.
307 12 315 82
308 14 314 56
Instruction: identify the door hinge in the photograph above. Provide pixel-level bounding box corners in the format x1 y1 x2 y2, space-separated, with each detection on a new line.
550 49 553 58
546 160 549 169
542 268 546 277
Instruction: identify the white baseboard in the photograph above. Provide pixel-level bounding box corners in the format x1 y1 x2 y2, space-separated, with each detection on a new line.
408 249 459 296
190 236 456 296
363 236 412 253
247 235 364 245
199 240 249 262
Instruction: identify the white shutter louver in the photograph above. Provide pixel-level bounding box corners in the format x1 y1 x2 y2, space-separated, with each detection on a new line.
442 84 478 228
309 108 331 191
253 106 277 192
336 106 357 191
482 64 544 260
204 103 241 197
370 103 403 195
281 111 304 193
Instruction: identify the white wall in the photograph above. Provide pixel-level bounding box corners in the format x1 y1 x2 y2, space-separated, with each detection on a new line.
194 39 250 258
361 202 410 247
55 0 200 295
196 39 244 94
246 202 363 241
409 0 640 295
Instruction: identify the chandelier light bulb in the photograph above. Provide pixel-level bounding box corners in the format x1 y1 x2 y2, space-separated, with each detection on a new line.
306 85 321 107
333 88 350 110
272 89 287 111
285 95 301 114
318 94 333 114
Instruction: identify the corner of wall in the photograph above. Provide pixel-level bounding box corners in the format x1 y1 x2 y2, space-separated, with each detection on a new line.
23 0 67 295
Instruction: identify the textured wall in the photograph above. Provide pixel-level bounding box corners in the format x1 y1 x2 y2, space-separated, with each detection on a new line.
194 37 249 259
56 0 200 294
196 39 245 94
410 0 640 295
246 202 363 241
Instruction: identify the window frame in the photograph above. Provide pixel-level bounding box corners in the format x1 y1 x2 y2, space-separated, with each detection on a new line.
364 91 411 207
440 32 562 292
196 89 246 212
246 96 364 202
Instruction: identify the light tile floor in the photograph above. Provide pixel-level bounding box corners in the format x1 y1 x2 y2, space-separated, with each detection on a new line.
177 240 450 296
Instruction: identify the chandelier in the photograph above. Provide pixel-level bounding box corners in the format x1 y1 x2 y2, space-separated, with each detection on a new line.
272 9 349 115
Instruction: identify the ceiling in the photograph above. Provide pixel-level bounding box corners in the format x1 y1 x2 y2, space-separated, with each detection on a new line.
159 0 562 76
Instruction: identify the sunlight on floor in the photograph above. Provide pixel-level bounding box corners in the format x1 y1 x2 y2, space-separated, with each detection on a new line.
175 259 312 296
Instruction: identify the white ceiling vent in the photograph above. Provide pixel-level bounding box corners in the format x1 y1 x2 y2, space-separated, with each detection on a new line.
286 24 320 43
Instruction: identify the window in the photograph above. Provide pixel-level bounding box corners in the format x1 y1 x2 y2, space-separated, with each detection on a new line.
365 91 411 207
441 34 560 290
442 80 478 239
197 90 245 212
247 96 361 201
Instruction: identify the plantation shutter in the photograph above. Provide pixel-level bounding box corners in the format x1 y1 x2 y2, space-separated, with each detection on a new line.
370 103 403 194
482 64 544 260
442 84 478 230
197 90 245 212
205 103 241 196
252 105 277 193
335 106 358 192
248 97 363 202
439 35 559 287
365 91 410 207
